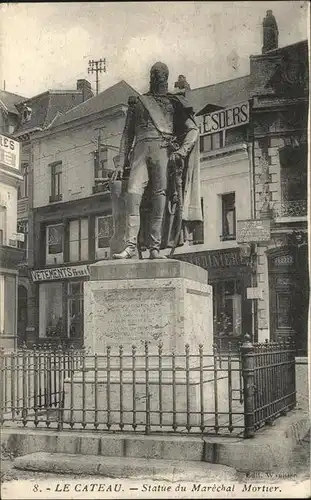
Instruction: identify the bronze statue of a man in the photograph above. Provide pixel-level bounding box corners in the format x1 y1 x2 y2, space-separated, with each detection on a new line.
112 62 202 260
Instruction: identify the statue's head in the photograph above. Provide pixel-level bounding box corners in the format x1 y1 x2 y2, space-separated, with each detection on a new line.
266 9 273 16
149 62 169 95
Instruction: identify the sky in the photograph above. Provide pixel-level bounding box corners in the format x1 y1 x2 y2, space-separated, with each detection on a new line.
0 1 309 99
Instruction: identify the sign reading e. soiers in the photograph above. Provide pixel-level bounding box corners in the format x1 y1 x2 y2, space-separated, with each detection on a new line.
198 101 250 135
0 134 20 170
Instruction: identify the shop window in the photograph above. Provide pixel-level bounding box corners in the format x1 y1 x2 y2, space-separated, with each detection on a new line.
69 219 88 262
200 132 223 153
68 281 83 339
276 292 292 329
225 126 247 146
46 224 64 265
213 279 242 338
39 282 63 338
280 145 307 205
0 276 3 332
193 198 204 245
221 192 236 241
18 163 29 200
49 161 62 203
95 215 113 259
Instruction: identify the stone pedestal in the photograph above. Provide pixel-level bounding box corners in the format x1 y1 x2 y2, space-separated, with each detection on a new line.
64 259 217 429
84 259 213 354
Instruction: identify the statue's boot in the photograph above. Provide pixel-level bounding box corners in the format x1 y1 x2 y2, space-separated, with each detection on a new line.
149 249 167 260
113 192 141 260
113 245 137 259
149 192 166 260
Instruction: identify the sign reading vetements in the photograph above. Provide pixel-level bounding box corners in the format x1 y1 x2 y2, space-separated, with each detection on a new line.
237 219 271 243
31 265 89 282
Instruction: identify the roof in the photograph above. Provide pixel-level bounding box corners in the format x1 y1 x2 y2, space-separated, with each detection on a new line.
188 40 308 113
188 75 252 115
14 91 84 135
0 89 26 115
250 39 308 96
259 39 308 57
51 80 140 128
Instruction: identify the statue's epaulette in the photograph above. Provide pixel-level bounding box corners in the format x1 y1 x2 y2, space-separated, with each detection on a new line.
128 95 138 106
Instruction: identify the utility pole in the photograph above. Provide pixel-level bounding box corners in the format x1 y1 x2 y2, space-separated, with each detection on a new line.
88 58 106 95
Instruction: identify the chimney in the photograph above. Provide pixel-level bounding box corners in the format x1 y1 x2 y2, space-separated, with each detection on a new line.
262 10 279 54
77 79 94 101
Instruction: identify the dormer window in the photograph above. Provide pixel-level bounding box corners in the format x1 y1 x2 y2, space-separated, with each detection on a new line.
21 105 32 123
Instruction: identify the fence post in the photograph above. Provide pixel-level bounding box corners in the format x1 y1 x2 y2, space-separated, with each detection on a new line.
288 336 297 409
241 334 255 438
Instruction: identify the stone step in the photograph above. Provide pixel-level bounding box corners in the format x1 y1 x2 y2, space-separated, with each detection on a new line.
14 452 237 481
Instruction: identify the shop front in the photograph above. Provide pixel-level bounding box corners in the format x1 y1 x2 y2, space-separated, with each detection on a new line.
175 247 254 349
31 264 89 347
267 234 308 356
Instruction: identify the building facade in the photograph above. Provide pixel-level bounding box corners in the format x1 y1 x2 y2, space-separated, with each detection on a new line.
173 80 255 347
29 81 138 346
0 134 23 349
250 40 308 355
12 80 94 345
173 36 308 355
22 25 308 355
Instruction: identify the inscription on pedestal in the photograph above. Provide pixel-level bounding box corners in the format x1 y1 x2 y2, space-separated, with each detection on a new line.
93 287 175 341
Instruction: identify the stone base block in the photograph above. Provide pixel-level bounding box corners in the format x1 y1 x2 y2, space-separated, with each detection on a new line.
63 367 240 430
84 259 213 354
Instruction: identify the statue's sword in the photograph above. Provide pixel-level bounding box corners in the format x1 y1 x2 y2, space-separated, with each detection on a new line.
161 135 185 258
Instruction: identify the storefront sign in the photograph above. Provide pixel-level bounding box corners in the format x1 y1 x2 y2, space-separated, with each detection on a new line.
0 134 20 170
31 265 89 282
198 101 249 135
236 219 271 243
177 248 245 269
273 255 294 266
247 287 263 300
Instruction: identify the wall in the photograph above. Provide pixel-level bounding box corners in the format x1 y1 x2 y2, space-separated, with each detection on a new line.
32 113 126 209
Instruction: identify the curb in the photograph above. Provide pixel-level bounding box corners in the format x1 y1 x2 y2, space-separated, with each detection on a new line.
14 453 237 481
1 409 309 473
203 410 310 471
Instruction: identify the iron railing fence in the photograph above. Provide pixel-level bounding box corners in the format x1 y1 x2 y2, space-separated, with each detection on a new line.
214 335 242 355
244 337 297 436
273 199 307 218
0 345 84 427
0 337 296 438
